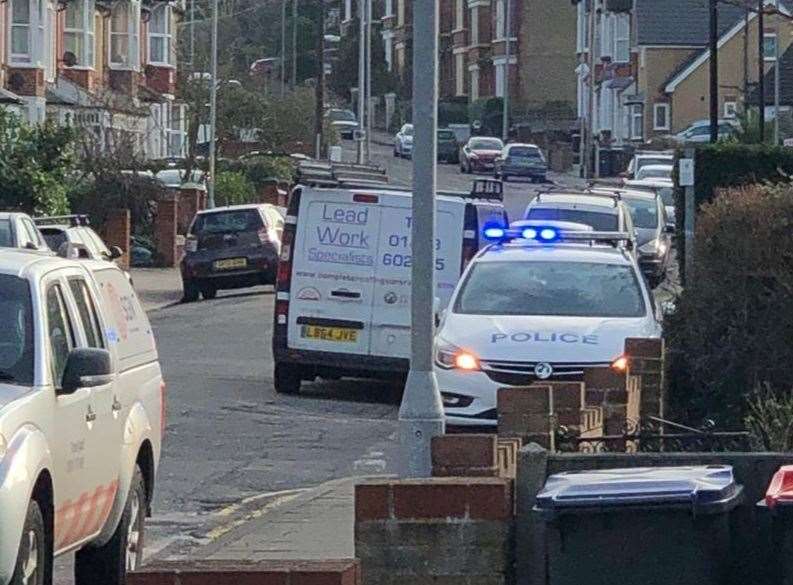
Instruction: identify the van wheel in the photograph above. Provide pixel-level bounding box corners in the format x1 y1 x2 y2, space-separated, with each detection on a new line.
201 286 217 300
182 279 199 303
75 467 146 585
10 500 46 585
274 363 302 394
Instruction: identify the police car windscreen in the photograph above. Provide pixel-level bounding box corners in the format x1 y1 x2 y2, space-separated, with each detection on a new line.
0 220 12 247
526 208 618 231
624 198 658 229
454 262 645 318
40 228 68 252
0 275 34 385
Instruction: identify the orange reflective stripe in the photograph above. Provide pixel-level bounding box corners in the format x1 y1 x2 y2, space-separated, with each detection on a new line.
54 479 120 550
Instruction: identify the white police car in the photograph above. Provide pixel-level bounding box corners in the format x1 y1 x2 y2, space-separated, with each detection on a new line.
434 221 662 427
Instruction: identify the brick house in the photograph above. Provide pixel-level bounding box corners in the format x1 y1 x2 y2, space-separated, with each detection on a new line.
577 0 793 148
342 0 576 113
0 0 186 159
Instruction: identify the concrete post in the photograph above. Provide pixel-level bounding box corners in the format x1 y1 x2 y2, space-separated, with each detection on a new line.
156 197 179 267
399 0 445 478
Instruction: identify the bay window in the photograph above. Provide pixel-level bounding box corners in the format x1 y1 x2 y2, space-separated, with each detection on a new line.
149 3 172 65
9 0 54 68
110 0 141 69
10 0 32 64
65 0 95 67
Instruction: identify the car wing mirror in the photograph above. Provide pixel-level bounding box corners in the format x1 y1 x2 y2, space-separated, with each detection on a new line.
109 245 124 259
60 348 113 394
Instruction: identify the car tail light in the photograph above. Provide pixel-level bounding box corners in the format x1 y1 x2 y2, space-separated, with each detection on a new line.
258 228 269 244
185 236 198 253
611 356 629 373
354 193 379 203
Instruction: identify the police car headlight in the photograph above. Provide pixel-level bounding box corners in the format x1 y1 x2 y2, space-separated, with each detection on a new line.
435 342 480 371
639 239 667 257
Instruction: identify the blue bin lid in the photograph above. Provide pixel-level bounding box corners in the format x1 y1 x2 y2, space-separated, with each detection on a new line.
535 465 743 516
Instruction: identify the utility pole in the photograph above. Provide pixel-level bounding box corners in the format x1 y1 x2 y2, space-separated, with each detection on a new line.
189 0 195 67
758 0 765 142
356 0 366 164
315 1 325 159
709 0 719 143
207 0 219 209
365 0 372 163
291 0 298 90
591 0 599 179
501 0 512 142
774 0 781 144
399 0 444 478
281 0 287 97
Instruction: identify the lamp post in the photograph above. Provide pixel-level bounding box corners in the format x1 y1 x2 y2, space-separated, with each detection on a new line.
207 0 218 209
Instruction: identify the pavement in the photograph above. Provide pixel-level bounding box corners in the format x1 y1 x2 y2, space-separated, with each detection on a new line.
131 267 183 312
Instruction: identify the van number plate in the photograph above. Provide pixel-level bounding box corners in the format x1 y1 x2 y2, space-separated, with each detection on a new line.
301 325 358 343
214 257 247 270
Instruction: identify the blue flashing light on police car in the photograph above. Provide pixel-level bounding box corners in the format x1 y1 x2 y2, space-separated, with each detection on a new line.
538 228 561 242
483 226 507 240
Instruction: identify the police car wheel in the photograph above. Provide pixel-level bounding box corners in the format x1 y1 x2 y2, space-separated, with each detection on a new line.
274 362 302 394
74 466 147 585
10 500 45 585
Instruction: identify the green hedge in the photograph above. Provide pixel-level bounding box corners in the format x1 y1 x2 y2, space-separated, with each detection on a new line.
674 143 793 280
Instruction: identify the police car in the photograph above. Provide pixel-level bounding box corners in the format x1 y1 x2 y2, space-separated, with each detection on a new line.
434 221 662 427
0 250 163 585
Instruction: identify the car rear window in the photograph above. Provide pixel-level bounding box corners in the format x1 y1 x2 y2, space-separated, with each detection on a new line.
508 146 543 158
454 261 645 318
0 274 34 385
192 209 263 234
637 167 672 180
438 130 455 140
636 157 672 170
624 197 659 229
40 228 68 251
527 208 619 231
0 220 13 247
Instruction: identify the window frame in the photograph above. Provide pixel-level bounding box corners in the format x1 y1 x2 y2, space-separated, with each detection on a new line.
763 33 778 62
67 277 106 350
45 283 76 389
614 13 630 63
109 0 141 70
64 0 95 69
9 0 34 65
630 104 643 140
148 3 173 66
653 103 670 131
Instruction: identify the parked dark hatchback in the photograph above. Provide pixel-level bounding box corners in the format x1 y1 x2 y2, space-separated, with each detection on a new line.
181 204 285 301
437 129 459 163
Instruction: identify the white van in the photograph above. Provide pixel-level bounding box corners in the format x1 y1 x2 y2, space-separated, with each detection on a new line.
0 251 163 585
272 181 506 394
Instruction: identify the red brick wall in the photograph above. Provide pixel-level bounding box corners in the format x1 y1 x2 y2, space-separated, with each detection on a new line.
101 209 131 270
355 478 514 585
156 198 178 267
7 68 45 96
145 64 176 95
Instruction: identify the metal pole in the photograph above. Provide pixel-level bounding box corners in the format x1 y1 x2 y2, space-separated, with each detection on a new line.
189 0 195 66
584 0 596 180
399 0 444 478
281 0 287 97
758 0 765 143
291 0 298 90
591 1 599 179
365 0 372 163
315 1 325 159
683 147 696 285
774 0 781 144
709 0 719 143
357 0 366 164
501 0 511 142
207 0 218 209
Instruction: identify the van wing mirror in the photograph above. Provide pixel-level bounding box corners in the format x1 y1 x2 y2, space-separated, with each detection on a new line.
60 348 112 394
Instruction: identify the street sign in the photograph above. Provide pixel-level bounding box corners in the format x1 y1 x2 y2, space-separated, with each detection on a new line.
679 158 695 187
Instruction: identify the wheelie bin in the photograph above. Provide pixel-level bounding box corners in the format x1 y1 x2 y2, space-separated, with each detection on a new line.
534 465 744 585
758 465 793 584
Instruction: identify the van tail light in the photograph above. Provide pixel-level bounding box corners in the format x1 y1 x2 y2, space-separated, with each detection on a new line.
277 260 292 285
160 381 167 437
275 300 289 325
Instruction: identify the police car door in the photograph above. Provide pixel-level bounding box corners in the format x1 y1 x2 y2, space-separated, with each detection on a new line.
42 270 104 552
369 196 464 358
288 189 381 355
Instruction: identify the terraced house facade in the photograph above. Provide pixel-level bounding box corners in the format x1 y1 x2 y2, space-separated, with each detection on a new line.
0 0 186 159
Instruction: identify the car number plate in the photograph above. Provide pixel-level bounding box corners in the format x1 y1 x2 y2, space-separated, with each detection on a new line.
301 325 358 343
214 257 247 270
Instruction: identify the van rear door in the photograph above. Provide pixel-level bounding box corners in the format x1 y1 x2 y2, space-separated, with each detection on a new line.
369 196 464 359
288 189 381 355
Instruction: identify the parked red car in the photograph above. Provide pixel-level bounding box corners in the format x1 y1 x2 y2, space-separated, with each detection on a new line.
459 136 504 174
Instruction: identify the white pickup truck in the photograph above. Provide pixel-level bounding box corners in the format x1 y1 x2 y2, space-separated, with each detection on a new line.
0 250 164 585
